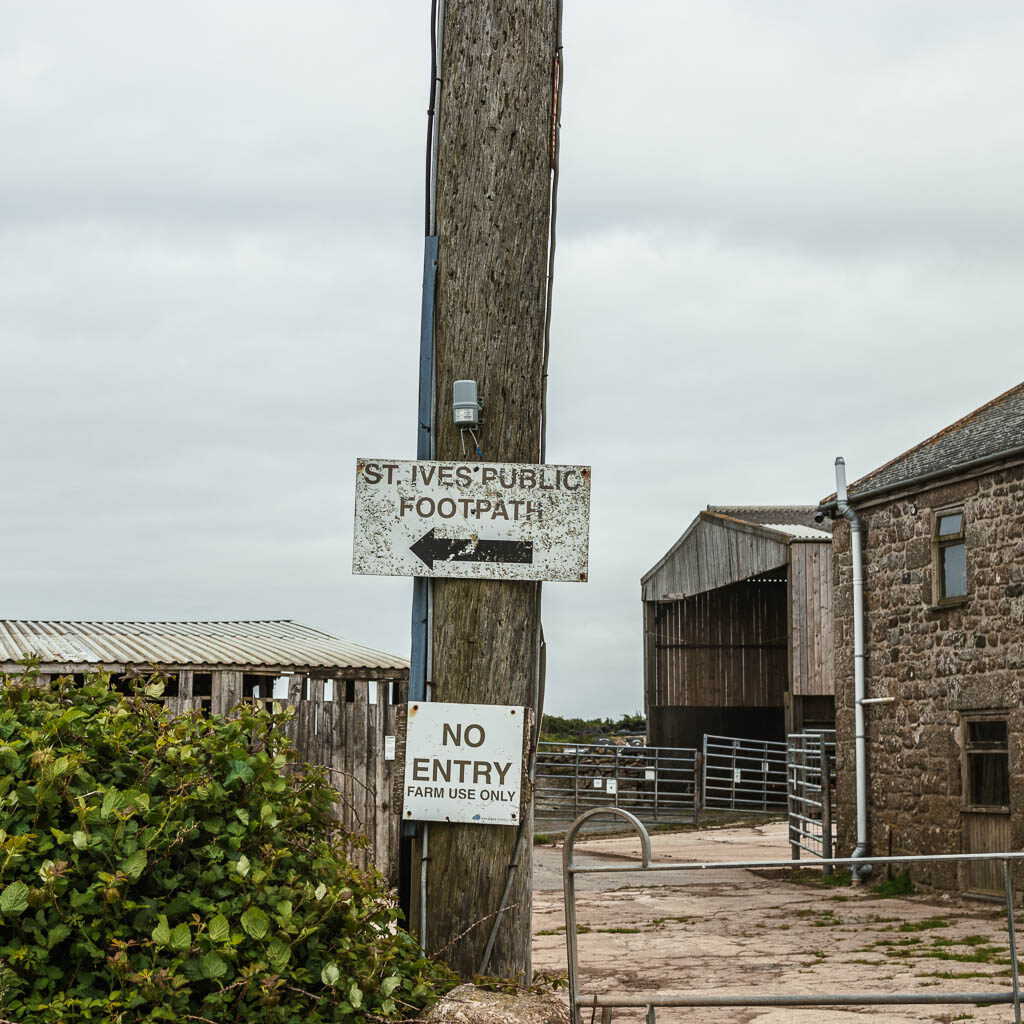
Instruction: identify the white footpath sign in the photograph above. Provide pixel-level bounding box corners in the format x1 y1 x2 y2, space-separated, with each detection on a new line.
401 702 526 826
352 458 590 582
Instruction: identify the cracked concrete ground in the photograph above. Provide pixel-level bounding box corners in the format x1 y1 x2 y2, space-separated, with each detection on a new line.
532 821 1021 1023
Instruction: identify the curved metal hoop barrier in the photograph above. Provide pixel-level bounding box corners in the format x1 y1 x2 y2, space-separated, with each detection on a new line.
562 807 1024 1024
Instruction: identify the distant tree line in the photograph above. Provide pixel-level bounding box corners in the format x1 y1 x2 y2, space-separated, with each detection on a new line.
540 712 646 743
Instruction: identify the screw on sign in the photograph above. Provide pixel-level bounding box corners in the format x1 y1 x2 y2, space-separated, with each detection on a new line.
352 458 590 582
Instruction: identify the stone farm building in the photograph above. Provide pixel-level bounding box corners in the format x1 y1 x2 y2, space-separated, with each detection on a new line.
820 380 1024 895
0 619 408 881
641 507 834 750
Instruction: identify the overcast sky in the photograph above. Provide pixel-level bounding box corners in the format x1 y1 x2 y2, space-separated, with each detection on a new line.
3 2 1022 717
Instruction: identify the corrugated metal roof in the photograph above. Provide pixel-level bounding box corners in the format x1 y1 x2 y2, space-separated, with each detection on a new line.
707 506 833 533
760 523 832 541
0 620 408 672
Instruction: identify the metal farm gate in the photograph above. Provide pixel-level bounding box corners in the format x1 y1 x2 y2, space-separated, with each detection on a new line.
787 729 836 865
534 741 700 828
701 734 788 813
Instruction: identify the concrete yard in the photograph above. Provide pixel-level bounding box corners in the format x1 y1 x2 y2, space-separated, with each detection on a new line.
533 821 1021 1023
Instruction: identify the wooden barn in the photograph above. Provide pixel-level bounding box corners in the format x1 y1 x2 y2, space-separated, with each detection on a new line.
0 619 408 881
641 507 833 750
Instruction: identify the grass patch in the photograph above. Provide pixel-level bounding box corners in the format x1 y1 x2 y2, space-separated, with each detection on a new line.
575 925 591 935
921 970 993 980
789 868 852 888
811 911 842 927
533 833 553 845
535 927 565 936
596 927 641 934
873 872 915 897
899 916 952 932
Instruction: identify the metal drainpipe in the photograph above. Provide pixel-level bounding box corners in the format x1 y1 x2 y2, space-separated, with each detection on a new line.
834 457 871 879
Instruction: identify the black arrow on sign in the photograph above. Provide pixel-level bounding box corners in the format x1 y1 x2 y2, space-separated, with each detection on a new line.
410 528 534 569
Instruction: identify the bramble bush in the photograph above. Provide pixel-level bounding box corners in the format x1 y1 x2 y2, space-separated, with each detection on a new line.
0 665 456 1022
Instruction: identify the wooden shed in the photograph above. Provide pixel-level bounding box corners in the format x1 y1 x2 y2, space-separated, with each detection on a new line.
0 619 408 881
641 507 833 749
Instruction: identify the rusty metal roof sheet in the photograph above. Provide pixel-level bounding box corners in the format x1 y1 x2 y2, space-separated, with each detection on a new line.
0 620 408 672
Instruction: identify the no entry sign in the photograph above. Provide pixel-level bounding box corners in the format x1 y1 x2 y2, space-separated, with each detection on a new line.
396 701 531 826
352 458 590 582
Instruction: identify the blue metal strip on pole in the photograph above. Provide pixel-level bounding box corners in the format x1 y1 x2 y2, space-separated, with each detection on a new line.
403 236 438 843
409 235 438 706
417 237 438 464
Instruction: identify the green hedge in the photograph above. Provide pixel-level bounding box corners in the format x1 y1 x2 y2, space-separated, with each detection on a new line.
0 666 455 1022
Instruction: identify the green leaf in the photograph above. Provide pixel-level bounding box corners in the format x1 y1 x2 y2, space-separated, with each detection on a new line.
144 681 165 698
240 906 269 940
151 915 171 946
170 922 191 950
208 913 230 942
120 850 147 881
0 880 29 916
349 983 363 1009
321 962 340 987
234 808 250 826
47 923 71 948
72 831 88 850
380 975 401 996
224 759 255 787
199 951 228 979
314 882 327 901
100 788 123 819
234 854 250 878
267 937 290 968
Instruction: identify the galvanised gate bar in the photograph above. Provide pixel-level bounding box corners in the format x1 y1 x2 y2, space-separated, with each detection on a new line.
562 808 1024 1024
534 741 700 828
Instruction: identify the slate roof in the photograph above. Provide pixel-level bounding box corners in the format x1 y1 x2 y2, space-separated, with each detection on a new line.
845 380 1024 499
0 620 408 672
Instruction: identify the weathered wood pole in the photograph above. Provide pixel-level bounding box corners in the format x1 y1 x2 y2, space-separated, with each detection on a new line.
411 0 559 980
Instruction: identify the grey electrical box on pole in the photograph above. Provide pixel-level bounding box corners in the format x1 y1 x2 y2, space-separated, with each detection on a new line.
452 379 480 427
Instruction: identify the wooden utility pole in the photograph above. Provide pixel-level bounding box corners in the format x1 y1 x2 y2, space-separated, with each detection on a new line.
411 0 560 980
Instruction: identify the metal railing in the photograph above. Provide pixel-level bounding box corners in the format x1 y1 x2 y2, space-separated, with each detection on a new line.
701 734 788 812
562 807 1023 1024
787 729 836 867
535 742 700 827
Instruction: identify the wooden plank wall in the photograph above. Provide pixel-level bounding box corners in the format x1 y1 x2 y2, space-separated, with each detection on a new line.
788 542 833 697
284 688 399 884
649 574 788 709
642 515 791 602
168 671 400 885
